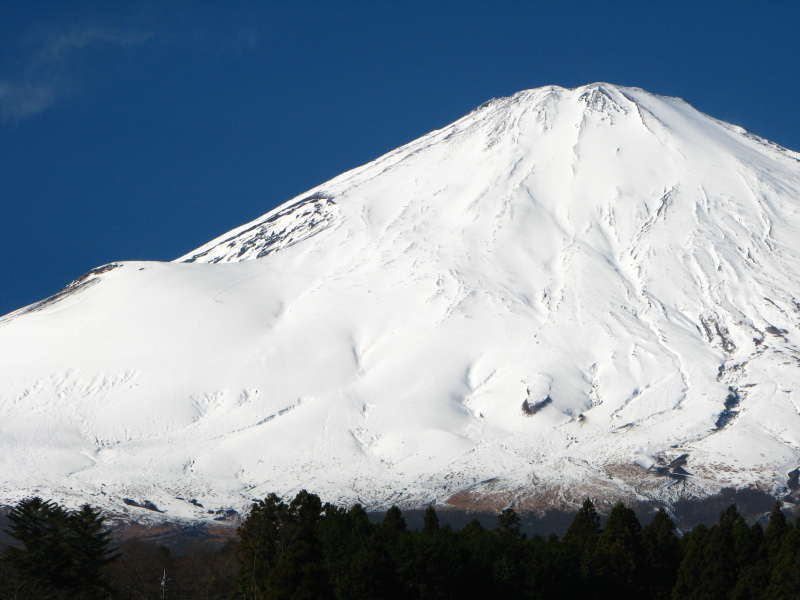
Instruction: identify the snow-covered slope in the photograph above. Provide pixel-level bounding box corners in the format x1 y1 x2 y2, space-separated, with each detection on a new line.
2 83 800 519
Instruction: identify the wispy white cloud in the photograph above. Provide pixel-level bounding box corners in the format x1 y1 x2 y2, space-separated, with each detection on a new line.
0 26 158 124
0 80 60 122
29 27 157 63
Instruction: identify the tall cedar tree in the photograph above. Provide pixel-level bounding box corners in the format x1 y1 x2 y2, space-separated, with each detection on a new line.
317 503 399 600
377 506 418 598
764 502 790 563
563 498 601 550
2 497 116 599
236 490 333 600
562 498 601 596
591 501 643 600
491 507 527 599
673 504 742 600
65 504 119 598
457 519 496 598
236 493 286 599
764 526 800 599
641 508 681 599
412 507 467 600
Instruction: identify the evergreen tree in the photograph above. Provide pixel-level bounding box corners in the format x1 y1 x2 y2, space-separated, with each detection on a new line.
3 497 69 592
750 522 765 558
264 539 333 600
316 503 352 598
422 506 440 536
289 490 324 534
700 504 742 600
727 515 768 600
562 498 601 596
339 540 398 600
672 522 710 600
317 503 399 600
592 501 643 599
523 533 563 600
380 506 407 534
457 519 495 598
2 497 116 599
236 490 328 599
496 507 523 540
66 504 118 598
673 504 742 600
347 504 372 537
764 528 800 600
375 506 415 597
641 509 681 600
412 523 466 600
731 560 769 600
491 509 527 599
563 498 600 550
763 502 790 564
236 493 287 598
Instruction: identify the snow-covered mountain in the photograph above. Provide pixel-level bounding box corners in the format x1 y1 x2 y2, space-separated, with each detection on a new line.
2 83 800 520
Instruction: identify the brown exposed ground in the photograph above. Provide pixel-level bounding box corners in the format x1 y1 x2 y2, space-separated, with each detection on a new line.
2 477 795 551
108 520 239 554
443 480 787 534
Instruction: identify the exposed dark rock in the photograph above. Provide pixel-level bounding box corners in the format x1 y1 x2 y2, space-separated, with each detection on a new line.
714 387 741 429
788 468 800 491
766 325 789 336
522 396 552 415
183 193 337 264
123 498 163 513
700 314 736 353
66 263 121 288
6 263 123 320
652 453 691 479
210 508 238 521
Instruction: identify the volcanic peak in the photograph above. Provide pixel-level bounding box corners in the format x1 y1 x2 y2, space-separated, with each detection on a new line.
1 84 800 520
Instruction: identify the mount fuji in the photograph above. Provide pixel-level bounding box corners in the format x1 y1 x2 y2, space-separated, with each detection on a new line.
2 83 800 520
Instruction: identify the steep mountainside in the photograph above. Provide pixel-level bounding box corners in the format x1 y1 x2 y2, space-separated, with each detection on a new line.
2 84 800 520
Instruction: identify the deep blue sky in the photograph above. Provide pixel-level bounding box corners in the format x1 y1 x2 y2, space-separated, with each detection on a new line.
1 2 798 315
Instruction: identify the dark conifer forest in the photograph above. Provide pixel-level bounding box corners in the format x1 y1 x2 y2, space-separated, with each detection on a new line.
2 492 800 599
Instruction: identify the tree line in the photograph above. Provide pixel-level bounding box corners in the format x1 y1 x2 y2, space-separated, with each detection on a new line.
2 491 800 599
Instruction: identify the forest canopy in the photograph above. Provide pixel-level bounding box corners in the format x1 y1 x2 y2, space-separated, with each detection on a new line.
2 492 800 599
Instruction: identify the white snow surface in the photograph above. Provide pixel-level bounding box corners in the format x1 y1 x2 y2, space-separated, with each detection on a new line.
2 83 800 520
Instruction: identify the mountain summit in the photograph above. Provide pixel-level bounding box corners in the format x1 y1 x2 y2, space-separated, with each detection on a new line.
2 84 800 519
